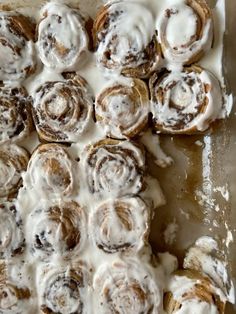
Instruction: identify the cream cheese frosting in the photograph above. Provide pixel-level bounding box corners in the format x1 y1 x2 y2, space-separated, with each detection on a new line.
0 0 233 313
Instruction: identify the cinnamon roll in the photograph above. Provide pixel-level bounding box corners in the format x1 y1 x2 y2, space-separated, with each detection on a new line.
0 203 24 259
93 1 161 78
39 262 90 314
37 2 88 72
32 73 93 143
183 237 234 303
0 11 36 82
27 200 86 260
0 85 32 145
90 197 150 253
0 261 32 314
95 79 149 139
26 144 74 197
84 139 145 197
93 260 162 313
158 0 213 65
164 269 225 314
150 66 223 134
0 144 29 199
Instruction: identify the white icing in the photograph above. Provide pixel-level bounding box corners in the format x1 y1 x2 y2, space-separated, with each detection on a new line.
0 0 232 313
32 75 93 143
96 1 159 75
24 144 76 198
0 11 36 82
175 299 219 314
167 274 221 314
93 259 162 313
165 5 197 48
26 200 87 261
0 144 29 199
37 262 92 314
184 237 235 303
151 68 222 132
89 196 150 253
37 2 88 72
81 139 146 198
0 86 32 145
95 78 149 139
157 2 213 66
140 130 173 168
0 203 24 259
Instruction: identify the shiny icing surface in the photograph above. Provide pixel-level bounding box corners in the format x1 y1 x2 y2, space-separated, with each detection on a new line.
0 0 234 313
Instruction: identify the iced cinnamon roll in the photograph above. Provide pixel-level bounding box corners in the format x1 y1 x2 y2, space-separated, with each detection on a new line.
93 260 162 313
0 11 36 82
39 262 90 314
32 73 93 143
158 0 213 65
0 85 32 145
0 203 24 259
37 2 88 72
164 269 225 314
0 261 33 314
93 1 161 78
90 196 150 253
0 144 29 199
84 139 145 197
27 200 86 260
95 79 149 139
150 66 223 134
26 144 74 197
183 237 234 304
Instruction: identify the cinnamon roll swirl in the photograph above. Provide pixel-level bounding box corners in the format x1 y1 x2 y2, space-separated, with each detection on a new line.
164 270 225 314
0 261 32 314
37 2 88 72
158 0 213 65
27 144 74 197
84 139 145 197
95 79 149 139
150 66 223 134
27 200 86 260
90 197 150 253
0 86 32 145
39 262 90 314
0 203 24 259
0 11 36 82
0 144 29 199
32 73 93 143
183 237 234 303
93 260 162 313
93 1 161 78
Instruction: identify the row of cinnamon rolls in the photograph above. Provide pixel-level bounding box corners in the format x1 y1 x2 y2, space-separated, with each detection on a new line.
0 0 214 80
0 66 223 147
0 141 233 313
0 0 225 140
0 236 232 313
